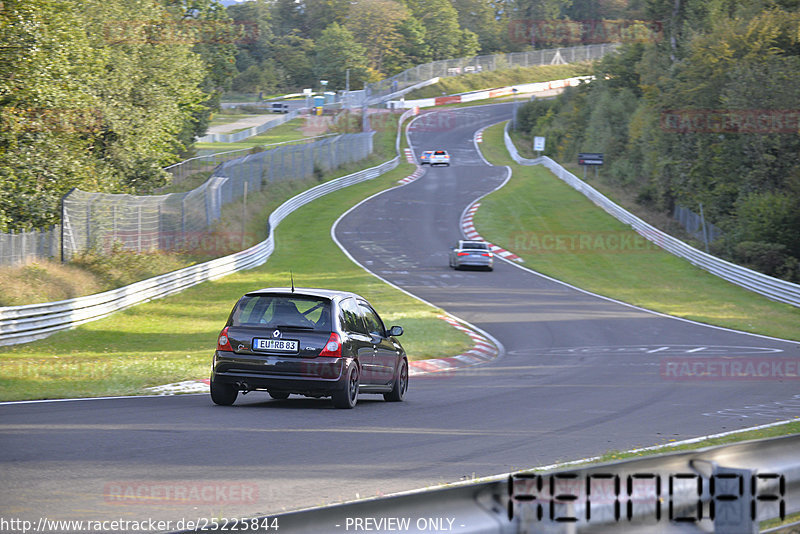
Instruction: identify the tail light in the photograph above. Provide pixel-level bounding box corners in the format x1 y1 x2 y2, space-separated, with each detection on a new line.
481 252 493 257
217 327 232 352
457 252 470 256
319 333 342 357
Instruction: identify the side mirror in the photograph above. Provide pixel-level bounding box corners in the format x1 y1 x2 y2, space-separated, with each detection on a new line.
388 325 403 337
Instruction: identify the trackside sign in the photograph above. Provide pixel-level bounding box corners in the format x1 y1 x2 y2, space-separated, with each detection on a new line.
578 152 604 165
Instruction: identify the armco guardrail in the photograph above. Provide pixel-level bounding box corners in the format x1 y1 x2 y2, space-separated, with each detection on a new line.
0 108 416 347
175 434 800 533
366 43 619 103
504 123 800 308
394 76 593 109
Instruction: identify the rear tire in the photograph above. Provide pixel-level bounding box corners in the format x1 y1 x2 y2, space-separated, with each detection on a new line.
384 359 408 402
332 363 359 409
268 391 290 400
210 378 238 406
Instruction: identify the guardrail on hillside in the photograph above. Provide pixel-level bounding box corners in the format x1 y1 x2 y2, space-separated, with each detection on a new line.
177 434 800 533
393 76 593 109
504 123 800 308
365 44 620 103
0 108 417 347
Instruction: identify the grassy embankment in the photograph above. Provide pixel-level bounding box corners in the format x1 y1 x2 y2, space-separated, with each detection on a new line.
194 112 338 154
0 113 474 401
405 63 593 99
476 121 800 341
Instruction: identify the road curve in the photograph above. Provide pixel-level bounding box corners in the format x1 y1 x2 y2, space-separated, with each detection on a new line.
0 104 798 531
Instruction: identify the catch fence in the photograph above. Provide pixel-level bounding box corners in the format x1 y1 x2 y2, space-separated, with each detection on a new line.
60 132 374 260
0 228 62 267
674 205 723 247
363 44 620 104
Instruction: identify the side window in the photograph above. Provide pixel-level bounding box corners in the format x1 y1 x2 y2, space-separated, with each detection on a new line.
340 298 367 335
358 302 386 337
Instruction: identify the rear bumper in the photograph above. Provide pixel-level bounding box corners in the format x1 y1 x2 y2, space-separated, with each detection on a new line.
212 351 348 394
455 257 493 268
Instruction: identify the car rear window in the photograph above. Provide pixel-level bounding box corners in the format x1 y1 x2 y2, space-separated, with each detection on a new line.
434 151 446 155
462 242 488 250
231 295 331 330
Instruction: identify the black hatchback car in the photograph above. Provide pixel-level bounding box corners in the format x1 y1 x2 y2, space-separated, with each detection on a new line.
211 288 408 408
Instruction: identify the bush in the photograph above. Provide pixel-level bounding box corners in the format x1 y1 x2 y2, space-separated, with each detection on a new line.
733 241 799 282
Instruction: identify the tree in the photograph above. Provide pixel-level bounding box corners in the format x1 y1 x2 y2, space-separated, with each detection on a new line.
227 0 275 68
271 0 309 37
346 0 409 73
508 0 570 20
313 23 369 90
385 18 432 74
271 32 316 89
304 0 352 39
406 0 475 59
163 0 239 148
231 61 279 93
0 0 210 231
452 0 507 53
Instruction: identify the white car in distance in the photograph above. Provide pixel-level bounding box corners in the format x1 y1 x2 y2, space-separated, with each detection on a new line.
428 150 450 166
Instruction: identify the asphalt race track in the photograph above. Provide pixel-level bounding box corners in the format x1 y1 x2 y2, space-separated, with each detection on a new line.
1 104 798 531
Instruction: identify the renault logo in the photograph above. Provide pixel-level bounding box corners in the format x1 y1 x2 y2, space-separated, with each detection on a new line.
272 330 281 338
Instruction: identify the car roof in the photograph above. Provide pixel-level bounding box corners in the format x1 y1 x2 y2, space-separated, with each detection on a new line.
244 287 362 302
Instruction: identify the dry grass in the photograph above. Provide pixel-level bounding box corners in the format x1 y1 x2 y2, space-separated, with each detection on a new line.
0 260 106 306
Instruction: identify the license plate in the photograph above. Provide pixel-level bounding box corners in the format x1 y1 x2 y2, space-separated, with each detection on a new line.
253 338 299 353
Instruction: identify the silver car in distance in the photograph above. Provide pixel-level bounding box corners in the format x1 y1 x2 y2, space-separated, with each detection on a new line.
449 240 494 271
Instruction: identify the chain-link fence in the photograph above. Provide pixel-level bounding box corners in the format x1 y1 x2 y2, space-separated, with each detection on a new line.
673 205 722 247
0 227 62 266
59 132 374 260
363 44 620 104
163 134 338 189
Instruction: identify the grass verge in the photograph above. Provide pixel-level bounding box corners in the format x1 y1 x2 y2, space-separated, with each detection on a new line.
0 115 474 401
193 116 328 154
593 421 800 464
476 121 800 341
406 63 593 99
207 112 266 129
